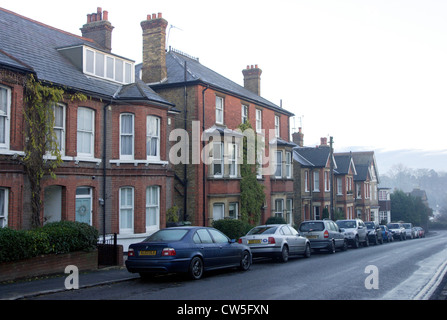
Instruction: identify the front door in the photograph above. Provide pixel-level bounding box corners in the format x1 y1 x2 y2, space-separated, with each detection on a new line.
76 187 92 225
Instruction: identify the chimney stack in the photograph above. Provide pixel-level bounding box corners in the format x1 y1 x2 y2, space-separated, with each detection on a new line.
242 64 262 96
320 137 328 146
80 7 114 52
292 127 304 147
140 13 168 83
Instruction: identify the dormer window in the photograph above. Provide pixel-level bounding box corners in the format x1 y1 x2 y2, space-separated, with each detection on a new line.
57 45 134 84
84 47 134 84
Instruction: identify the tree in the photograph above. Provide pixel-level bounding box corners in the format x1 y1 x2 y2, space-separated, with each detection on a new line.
238 122 265 224
390 189 432 228
22 75 86 227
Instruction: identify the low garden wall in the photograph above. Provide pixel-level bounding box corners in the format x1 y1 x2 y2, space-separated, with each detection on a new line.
0 250 98 282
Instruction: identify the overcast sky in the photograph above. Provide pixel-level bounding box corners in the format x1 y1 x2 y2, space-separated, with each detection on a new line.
3 0 447 162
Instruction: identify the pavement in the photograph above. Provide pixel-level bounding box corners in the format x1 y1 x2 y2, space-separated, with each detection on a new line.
1 261 447 300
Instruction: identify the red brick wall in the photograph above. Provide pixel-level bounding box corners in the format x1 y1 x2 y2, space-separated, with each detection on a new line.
0 250 98 282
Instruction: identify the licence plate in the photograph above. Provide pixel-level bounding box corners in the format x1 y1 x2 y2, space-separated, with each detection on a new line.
306 235 318 239
139 250 157 256
248 239 262 244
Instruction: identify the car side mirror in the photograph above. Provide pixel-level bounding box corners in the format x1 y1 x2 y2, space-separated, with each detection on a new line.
339 228 345 232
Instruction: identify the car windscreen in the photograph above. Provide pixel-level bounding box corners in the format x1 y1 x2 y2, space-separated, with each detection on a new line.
387 224 400 229
144 229 189 242
365 222 375 229
299 222 324 232
336 220 356 229
402 223 411 229
247 226 278 235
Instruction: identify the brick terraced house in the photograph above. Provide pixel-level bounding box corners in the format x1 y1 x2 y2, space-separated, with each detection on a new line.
138 13 296 226
0 7 179 250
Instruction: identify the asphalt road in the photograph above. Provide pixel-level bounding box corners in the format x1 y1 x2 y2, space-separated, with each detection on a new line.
31 230 447 300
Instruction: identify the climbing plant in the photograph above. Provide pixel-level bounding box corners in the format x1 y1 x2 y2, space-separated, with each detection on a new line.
238 121 265 224
22 75 86 227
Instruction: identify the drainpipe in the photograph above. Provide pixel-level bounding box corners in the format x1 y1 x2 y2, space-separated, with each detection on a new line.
183 62 188 221
202 85 209 226
102 101 112 244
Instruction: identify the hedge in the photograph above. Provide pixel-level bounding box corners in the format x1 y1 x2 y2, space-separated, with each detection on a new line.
212 219 254 240
0 221 98 263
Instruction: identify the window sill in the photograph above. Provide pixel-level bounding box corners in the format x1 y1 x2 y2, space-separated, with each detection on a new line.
110 159 168 167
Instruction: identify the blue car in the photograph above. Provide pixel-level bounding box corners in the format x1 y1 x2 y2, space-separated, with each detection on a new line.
125 226 252 280
379 225 393 243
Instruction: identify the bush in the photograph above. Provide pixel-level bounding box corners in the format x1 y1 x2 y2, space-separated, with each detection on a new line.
212 219 254 240
0 221 98 263
265 216 287 225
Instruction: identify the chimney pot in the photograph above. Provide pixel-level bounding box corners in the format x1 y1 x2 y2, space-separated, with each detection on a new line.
103 11 108 21
158 13 162 18
152 13 156 19
87 14 92 23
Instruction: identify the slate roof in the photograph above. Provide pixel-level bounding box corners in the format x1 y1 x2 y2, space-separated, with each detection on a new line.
0 7 172 107
140 50 294 116
333 154 357 175
293 146 333 168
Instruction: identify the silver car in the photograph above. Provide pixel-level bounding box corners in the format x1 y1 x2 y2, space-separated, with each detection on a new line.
387 223 407 241
336 219 369 248
402 223 416 239
298 219 348 253
239 224 311 262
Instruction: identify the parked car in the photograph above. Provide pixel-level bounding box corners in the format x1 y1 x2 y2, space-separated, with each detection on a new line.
336 219 369 248
402 222 415 239
402 223 416 239
414 227 425 238
239 224 311 262
379 225 393 243
125 227 252 280
365 221 383 245
412 227 419 238
298 219 348 253
387 223 406 241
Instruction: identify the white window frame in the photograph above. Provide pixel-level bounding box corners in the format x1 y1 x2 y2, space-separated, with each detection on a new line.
241 104 248 124
313 171 320 192
229 143 238 178
146 186 160 232
119 187 134 234
256 109 262 133
147 116 160 161
324 171 330 192
0 188 8 228
305 170 309 192
275 199 284 218
120 113 134 160
229 202 238 219
275 115 280 138
275 151 283 178
213 142 224 178
84 47 134 84
286 199 293 225
0 85 11 150
256 149 263 179
52 103 66 155
77 107 95 158
337 177 343 195
213 203 225 221
216 96 224 125
285 151 292 178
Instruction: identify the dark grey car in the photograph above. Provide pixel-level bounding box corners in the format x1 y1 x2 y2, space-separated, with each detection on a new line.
299 219 348 254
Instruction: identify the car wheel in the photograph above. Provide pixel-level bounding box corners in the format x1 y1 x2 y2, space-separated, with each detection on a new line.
239 251 251 271
189 256 204 280
328 241 336 254
303 243 311 258
353 236 360 248
342 239 348 251
280 245 289 263
363 236 370 247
